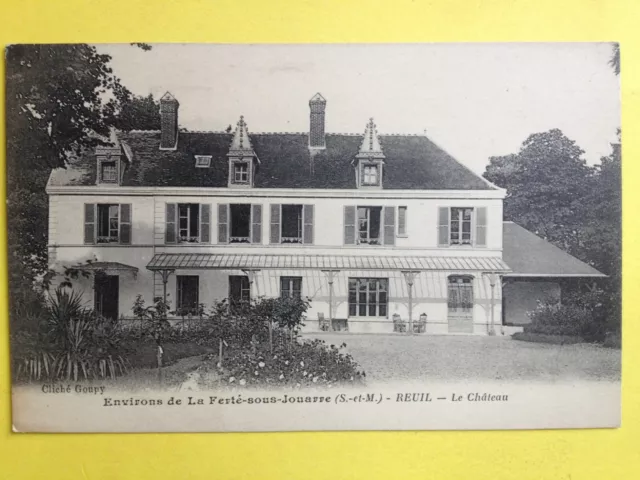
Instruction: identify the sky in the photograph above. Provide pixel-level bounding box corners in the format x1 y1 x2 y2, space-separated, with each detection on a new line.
97 43 620 174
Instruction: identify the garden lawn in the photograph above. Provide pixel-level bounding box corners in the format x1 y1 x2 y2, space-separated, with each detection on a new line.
302 333 621 384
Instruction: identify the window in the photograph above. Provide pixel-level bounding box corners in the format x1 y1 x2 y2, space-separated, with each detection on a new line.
178 204 200 243
450 208 473 245
362 164 379 186
97 204 120 243
357 206 382 245
398 206 407 236
230 204 251 243
100 161 117 183
177 276 199 315
281 205 303 243
447 276 473 311
348 278 388 317
233 162 249 183
195 155 211 168
229 276 251 305
280 277 302 299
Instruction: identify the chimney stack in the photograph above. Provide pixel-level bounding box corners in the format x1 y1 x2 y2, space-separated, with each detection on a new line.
159 92 179 150
309 93 326 149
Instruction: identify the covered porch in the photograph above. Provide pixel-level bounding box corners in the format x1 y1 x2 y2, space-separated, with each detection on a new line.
146 253 511 335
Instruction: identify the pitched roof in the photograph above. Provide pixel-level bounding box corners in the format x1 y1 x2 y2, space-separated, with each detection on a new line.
48 130 494 190
502 222 605 277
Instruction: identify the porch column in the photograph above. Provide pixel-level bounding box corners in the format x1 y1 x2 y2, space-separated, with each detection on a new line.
321 269 341 326
483 272 501 336
401 270 421 335
158 269 175 305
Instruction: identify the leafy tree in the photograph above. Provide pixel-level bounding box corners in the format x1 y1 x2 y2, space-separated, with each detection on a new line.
484 129 595 254
114 94 161 131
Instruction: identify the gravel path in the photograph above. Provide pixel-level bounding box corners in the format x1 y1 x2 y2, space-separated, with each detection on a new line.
303 333 621 384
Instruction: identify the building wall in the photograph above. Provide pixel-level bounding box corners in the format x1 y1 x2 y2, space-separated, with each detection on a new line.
503 279 561 325
47 189 504 334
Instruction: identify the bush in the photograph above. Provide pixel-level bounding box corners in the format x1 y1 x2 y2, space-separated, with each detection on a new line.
524 301 603 340
12 287 129 382
199 338 365 389
512 332 585 345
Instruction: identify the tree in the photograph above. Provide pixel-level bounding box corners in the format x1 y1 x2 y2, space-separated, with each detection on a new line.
484 129 595 255
114 94 161 131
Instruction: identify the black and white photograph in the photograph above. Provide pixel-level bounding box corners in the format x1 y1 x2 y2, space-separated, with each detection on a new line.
6 43 621 432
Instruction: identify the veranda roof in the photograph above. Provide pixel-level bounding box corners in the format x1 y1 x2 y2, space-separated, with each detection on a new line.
502 222 606 278
72 261 139 273
146 253 510 272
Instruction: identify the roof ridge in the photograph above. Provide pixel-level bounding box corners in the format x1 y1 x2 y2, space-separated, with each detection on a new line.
121 129 427 137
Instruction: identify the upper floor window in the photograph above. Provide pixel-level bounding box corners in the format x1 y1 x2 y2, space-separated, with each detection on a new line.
230 204 251 243
362 164 379 186
437 206 487 248
84 203 131 245
100 161 117 183
165 203 211 244
280 277 302 299
450 207 473 245
97 204 120 243
281 205 303 243
233 162 249 184
358 206 382 245
178 204 200 243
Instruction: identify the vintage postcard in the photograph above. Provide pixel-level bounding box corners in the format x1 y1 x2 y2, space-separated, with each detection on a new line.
6 43 621 432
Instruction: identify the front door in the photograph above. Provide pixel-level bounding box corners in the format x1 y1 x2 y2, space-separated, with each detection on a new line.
447 276 474 333
95 274 119 321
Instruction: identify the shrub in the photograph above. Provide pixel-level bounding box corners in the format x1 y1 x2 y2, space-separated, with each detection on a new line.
524 301 602 340
12 287 129 382
199 338 365 389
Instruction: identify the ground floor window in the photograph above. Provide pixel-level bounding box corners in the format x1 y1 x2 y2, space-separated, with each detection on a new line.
176 275 199 315
348 278 388 317
94 274 119 321
447 276 473 311
229 275 251 305
280 276 302 298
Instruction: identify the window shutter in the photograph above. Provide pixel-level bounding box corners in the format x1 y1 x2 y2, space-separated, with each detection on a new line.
270 204 281 244
218 204 229 244
398 206 407 235
119 204 132 245
383 206 396 246
200 204 211 243
344 206 356 245
303 204 314 245
84 204 96 244
438 207 450 247
475 206 487 247
251 204 262 244
165 203 177 244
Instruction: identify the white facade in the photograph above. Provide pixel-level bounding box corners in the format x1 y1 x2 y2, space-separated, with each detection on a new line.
47 185 507 335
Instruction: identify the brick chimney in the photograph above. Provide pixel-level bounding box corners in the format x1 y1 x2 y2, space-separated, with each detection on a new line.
159 92 179 150
309 93 326 149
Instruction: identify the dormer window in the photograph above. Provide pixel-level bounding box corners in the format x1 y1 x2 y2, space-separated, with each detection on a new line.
233 162 249 183
195 155 211 168
100 161 118 183
362 164 380 186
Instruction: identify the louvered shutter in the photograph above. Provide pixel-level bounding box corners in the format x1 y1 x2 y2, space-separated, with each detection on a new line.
119 204 132 245
200 204 211 243
270 204 281 244
303 204 314 245
218 204 228 244
438 207 450 247
398 206 407 235
165 203 177 244
84 204 96 244
344 206 356 245
383 206 396 246
475 206 487 247
251 204 262 244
